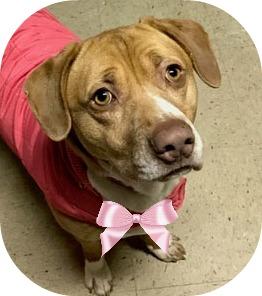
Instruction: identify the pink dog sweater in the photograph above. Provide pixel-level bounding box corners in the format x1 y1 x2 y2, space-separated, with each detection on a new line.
0 9 187 225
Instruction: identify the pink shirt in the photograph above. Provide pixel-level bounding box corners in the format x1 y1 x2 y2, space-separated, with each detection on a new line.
0 9 186 225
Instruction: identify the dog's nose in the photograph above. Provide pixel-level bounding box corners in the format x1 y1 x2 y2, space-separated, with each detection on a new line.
151 119 195 163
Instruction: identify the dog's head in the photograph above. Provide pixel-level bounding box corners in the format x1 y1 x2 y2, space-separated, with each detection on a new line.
25 17 220 183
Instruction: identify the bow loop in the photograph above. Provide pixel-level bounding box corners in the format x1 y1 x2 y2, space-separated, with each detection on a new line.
96 201 133 227
141 199 178 226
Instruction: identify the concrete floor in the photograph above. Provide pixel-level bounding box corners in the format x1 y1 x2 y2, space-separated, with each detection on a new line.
0 0 261 295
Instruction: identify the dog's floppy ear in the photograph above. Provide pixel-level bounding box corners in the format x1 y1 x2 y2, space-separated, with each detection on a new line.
24 42 81 141
139 16 221 88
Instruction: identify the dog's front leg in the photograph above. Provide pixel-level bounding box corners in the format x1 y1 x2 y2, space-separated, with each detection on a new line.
141 234 186 262
80 239 113 296
49 206 113 295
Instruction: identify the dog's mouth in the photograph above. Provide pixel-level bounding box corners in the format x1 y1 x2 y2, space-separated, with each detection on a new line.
156 165 192 182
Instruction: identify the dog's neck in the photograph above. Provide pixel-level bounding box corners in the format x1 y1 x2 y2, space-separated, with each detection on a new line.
87 169 179 212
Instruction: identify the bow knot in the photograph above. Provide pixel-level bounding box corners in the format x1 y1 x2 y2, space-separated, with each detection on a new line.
96 199 178 256
132 214 141 223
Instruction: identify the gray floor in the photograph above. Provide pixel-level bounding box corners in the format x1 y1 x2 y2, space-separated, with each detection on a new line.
0 1 261 295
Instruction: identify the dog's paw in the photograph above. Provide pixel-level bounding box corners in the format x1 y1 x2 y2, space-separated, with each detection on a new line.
84 258 113 296
146 234 186 262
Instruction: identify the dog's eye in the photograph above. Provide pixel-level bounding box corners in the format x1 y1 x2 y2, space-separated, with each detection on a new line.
93 88 113 106
165 64 183 81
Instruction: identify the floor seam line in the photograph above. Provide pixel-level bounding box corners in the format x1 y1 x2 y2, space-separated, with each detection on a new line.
136 279 231 291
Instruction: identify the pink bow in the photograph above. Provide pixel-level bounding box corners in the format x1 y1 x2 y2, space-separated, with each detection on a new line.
96 199 178 256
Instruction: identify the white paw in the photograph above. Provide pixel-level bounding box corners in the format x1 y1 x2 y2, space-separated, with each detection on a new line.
146 234 186 262
85 258 113 296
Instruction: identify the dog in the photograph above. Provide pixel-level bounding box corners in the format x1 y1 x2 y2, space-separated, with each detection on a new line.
0 9 220 296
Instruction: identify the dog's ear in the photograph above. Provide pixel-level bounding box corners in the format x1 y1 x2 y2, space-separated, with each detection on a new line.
139 16 221 88
24 42 81 141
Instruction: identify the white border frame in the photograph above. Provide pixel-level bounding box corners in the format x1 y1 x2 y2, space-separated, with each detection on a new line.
0 1 261 295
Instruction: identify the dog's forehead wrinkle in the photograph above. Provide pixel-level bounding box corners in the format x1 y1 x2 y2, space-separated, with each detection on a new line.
96 31 136 59
101 70 117 84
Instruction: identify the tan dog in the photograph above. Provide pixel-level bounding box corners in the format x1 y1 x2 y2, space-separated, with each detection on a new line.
24 16 220 295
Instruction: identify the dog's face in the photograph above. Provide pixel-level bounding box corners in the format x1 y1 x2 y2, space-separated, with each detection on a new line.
25 17 220 183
